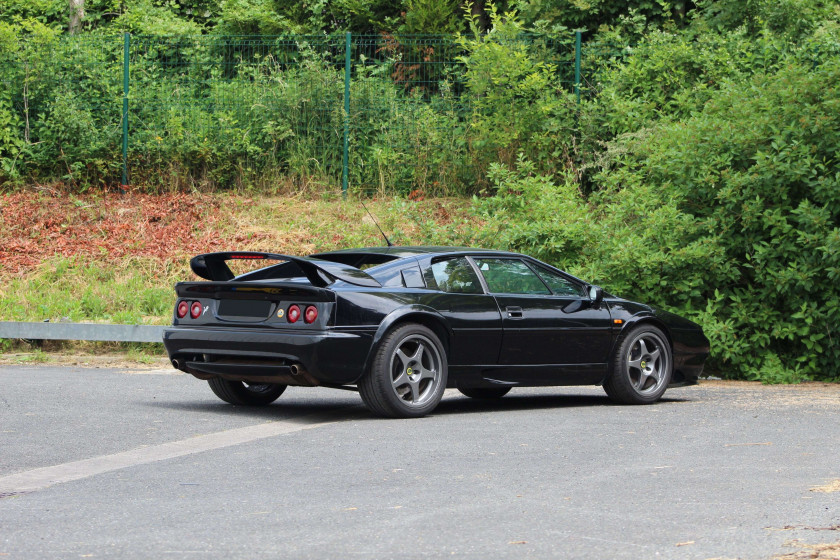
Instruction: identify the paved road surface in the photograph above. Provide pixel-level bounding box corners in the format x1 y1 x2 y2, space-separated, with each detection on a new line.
1 366 838 559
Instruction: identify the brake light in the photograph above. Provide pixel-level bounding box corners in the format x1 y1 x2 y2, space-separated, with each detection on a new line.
304 305 318 324
287 305 301 323
190 301 203 319
176 301 189 319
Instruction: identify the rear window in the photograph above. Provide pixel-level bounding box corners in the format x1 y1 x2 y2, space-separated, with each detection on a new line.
235 261 311 283
313 252 400 269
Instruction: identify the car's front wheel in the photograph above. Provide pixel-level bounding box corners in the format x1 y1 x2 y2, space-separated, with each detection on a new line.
603 325 672 404
208 378 286 406
359 323 448 418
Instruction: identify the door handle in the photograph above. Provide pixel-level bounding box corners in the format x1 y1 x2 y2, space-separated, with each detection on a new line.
505 306 523 319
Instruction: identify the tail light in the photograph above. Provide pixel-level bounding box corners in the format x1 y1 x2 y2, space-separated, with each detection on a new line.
176 301 189 319
287 305 301 323
190 301 203 319
304 305 318 324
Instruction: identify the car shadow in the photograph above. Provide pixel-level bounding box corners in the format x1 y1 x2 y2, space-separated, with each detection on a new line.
140 391 691 423
429 393 690 417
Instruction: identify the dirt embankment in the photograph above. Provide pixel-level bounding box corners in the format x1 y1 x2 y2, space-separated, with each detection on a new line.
0 191 232 275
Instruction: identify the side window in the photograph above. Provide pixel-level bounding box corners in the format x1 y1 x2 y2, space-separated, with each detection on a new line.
473 258 550 295
427 257 483 294
401 266 425 288
534 265 584 297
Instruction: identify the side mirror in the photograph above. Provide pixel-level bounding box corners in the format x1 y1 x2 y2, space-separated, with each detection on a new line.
588 285 603 305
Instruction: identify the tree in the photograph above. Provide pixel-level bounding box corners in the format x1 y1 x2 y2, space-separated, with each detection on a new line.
68 0 83 34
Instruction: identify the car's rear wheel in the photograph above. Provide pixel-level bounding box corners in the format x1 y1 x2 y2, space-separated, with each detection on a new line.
603 325 672 404
457 386 511 399
359 323 447 418
208 378 286 406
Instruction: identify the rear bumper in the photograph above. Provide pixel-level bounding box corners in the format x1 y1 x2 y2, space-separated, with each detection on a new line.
163 326 374 385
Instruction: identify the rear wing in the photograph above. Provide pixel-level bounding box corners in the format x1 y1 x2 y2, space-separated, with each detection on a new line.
189 252 382 288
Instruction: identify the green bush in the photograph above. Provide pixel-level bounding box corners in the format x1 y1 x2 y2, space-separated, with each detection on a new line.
696 0 837 41
457 7 572 185
591 59 840 382
110 1 205 35
585 27 789 137
470 154 591 261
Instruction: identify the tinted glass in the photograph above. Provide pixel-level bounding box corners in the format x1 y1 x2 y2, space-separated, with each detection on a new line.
401 267 425 288
474 258 550 295
428 257 483 294
534 265 583 297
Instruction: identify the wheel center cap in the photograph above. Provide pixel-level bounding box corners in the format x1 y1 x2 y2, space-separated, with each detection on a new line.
641 360 647 369
407 367 414 375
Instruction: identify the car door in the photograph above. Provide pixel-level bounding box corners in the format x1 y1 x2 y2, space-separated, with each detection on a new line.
419 255 504 367
470 257 613 368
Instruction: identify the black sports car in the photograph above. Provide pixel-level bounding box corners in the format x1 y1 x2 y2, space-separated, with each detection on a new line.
163 247 709 418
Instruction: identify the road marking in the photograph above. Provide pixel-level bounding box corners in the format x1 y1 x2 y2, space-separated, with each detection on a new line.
0 408 361 495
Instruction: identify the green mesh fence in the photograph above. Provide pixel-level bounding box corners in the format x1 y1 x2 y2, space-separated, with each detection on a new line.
0 32 628 193
348 34 469 194
346 34 584 194
128 34 348 190
580 41 635 97
0 34 123 185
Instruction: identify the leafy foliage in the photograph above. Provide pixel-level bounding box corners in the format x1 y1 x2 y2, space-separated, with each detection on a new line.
456 8 578 184
401 0 461 34
216 0 293 34
596 59 840 382
516 0 687 35
111 0 206 34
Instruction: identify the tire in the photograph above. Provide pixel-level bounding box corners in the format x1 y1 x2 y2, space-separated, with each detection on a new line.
359 323 448 418
603 324 672 405
457 386 511 399
208 378 286 406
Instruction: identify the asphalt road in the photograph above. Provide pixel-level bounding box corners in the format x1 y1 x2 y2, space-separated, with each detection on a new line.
1 365 838 559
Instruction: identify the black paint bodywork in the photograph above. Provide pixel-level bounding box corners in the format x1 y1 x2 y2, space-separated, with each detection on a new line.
163 247 710 390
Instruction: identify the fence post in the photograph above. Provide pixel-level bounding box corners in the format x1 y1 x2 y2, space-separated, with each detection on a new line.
342 32 351 198
121 32 130 189
574 31 581 105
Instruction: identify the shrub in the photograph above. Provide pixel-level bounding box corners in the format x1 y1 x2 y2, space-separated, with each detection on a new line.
585 27 789 137
456 7 577 188
470 154 592 263
591 59 840 382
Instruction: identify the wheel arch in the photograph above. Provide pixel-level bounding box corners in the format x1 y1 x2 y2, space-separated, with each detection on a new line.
607 316 695 388
607 316 674 372
361 306 453 375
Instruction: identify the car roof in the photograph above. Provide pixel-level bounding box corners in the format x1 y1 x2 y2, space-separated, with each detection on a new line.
311 246 521 260
307 246 594 291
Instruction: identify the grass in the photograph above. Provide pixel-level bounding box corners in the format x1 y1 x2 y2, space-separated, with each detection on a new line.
0 340 169 366
0 256 184 325
12 348 50 363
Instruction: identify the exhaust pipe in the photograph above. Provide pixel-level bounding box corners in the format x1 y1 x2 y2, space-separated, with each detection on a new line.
171 358 184 371
290 363 306 376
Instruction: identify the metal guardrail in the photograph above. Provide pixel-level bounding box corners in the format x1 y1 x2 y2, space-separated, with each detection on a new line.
0 322 165 343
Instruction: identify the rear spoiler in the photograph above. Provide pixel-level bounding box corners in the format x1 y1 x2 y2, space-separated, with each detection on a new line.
189 252 382 288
